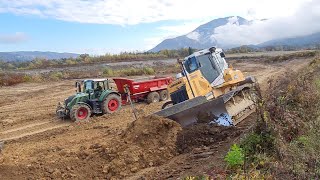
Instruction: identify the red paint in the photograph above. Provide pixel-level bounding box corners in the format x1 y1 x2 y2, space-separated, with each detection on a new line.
113 76 173 104
77 107 88 120
108 99 119 112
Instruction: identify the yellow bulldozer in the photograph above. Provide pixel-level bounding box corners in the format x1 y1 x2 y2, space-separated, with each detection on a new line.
155 47 259 127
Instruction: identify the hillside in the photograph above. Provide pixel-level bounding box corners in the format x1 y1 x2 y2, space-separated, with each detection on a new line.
257 32 320 48
0 51 79 62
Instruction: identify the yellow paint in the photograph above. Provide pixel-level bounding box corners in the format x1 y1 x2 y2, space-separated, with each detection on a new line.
167 67 247 101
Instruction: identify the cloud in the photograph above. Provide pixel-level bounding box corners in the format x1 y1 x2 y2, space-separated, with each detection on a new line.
158 20 209 35
0 0 310 25
0 32 28 44
211 0 320 47
186 32 200 41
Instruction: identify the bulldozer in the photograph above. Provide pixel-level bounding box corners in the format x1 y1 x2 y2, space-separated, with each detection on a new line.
155 47 259 127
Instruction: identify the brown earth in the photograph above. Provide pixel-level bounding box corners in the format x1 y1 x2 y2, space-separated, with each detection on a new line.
0 56 314 179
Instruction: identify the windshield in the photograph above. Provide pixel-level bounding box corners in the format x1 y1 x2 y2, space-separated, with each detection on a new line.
184 56 199 73
84 81 93 92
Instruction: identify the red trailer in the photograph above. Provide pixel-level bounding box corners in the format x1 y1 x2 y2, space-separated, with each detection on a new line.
113 76 173 105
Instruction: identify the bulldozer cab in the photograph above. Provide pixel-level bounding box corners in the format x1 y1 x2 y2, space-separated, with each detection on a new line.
182 47 228 87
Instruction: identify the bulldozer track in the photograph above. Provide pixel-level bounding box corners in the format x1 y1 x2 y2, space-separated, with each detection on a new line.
225 87 259 126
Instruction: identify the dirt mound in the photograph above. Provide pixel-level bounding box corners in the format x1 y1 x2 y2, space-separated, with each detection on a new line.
86 115 182 178
176 123 241 153
122 114 181 144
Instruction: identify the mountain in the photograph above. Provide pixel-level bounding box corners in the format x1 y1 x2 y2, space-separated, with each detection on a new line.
0 51 79 62
257 32 320 48
150 16 249 52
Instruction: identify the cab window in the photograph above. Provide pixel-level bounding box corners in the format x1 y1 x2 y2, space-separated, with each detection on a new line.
84 81 93 91
185 56 199 73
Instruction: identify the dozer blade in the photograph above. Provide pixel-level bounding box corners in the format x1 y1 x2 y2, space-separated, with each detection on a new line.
155 84 258 127
155 96 229 127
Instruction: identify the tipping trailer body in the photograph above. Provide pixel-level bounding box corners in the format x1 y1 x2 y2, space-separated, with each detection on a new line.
113 77 173 104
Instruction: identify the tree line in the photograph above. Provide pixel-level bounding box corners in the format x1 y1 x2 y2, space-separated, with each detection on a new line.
0 48 197 71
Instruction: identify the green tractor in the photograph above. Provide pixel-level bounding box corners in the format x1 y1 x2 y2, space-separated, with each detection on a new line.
56 79 122 122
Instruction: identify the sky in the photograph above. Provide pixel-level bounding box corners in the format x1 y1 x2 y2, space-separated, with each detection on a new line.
0 0 316 54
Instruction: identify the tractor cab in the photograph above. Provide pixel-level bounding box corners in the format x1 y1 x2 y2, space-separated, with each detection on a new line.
56 78 121 122
75 79 110 99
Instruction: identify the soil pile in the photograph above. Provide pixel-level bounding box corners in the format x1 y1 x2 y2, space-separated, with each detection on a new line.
176 123 241 153
88 115 182 178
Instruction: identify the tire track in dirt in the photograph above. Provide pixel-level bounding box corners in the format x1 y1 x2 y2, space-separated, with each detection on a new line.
0 81 75 127
0 121 51 134
0 120 71 141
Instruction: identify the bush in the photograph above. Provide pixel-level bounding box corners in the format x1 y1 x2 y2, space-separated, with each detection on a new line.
23 75 33 82
0 73 25 86
103 68 114 76
120 68 142 76
143 67 155 75
224 144 244 168
241 132 275 160
49 72 64 80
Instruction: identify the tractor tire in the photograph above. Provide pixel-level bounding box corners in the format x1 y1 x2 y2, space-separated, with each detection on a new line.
159 90 169 101
161 101 174 109
147 92 160 104
102 94 121 114
70 104 92 122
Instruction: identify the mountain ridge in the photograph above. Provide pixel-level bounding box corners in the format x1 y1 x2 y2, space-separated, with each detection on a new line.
0 51 79 62
150 16 320 52
150 16 249 52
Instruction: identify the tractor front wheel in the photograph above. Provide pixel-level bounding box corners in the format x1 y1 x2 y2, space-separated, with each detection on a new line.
70 104 92 122
102 94 121 114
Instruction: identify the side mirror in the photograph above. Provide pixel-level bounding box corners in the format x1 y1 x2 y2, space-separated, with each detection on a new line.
220 52 226 58
75 82 81 92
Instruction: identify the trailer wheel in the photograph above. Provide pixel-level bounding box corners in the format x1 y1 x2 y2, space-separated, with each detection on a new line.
159 90 169 101
147 92 160 104
102 94 121 114
70 104 91 122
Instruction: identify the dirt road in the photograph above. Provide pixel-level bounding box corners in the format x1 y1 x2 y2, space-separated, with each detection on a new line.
0 57 313 179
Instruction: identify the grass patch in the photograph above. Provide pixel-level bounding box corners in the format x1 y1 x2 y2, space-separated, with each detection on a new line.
264 51 317 63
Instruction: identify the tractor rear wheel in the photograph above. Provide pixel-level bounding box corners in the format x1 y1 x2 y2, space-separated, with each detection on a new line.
159 90 169 101
102 94 121 114
147 92 160 104
70 104 92 122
